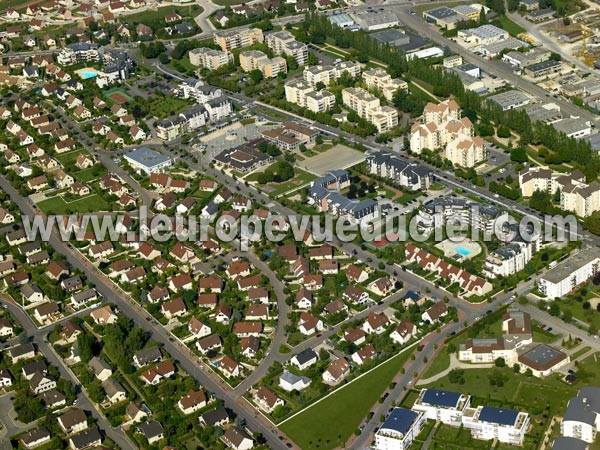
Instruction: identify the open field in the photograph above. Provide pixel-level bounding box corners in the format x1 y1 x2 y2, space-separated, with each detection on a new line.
280 349 413 450
246 168 317 197
0 0 43 12
298 145 365 175
491 16 526 37
124 4 202 24
37 194 110 214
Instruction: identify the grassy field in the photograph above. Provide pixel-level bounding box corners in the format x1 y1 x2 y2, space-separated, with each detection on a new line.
125 4 202 24
148 96 192 119
76 166 107 183
492 16 526 37
432 424 491 449
0 0 43 12
422 350 450 379
56 150 88 167
37 194 110 214
280 349 413 450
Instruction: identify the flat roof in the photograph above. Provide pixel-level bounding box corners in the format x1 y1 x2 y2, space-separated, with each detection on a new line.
424 6 457 19
478 406 519 426
380 408 419 435
552 117 591 135
552 437 589 450
371 29 409 44
487 90 530 108
526 59 561 72
125 147 171 169
421 389 462 408
541 247 600 284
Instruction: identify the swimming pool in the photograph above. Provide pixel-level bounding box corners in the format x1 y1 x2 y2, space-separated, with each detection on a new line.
78 70 98 79
454 246 471 256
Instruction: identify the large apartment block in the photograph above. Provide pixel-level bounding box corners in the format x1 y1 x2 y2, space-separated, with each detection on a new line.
213 28 264 51
483 241 536 278
284 79 335 113
265 30 308 66
538 248 600 299
342 87 398 133
362 68 408 102
519 167 600 217
239 50 287 78
303 61 361 87
410 99 484 167
365 151 432 191
189 47 233 70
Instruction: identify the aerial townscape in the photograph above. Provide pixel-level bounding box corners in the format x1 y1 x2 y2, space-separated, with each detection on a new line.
3 0 600 449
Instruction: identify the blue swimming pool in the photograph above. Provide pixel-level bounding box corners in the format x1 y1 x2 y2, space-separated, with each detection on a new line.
455 246 471 256
79 70 98 79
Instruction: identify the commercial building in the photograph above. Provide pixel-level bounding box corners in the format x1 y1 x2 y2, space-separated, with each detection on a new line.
342 87 398 133
213 28 264 51
350 10 399 31
374 408 426 450
189 48 233 70
284 79 335 113
372 29 410 47
526 8 555 22
552 117 593 138
412 389 471 426
328 13 355 28
537 248 600 299
423 7 463 30
261 122 318 151
502 48 551 69
362 68 408 102
487 90 530 110
366 151 432 191
524 59 562 78
562 387 600 443
480 38 528 58
124 147 172 174
458 24 509 46
265 30 308 66
239 50 287 78
523 103 562 124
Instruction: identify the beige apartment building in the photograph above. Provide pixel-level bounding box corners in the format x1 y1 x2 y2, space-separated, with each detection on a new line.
342 87 398 133
362 68 408 102
265 30 308 66
519 167 600 217
303 61 361 87
410 99 483 168
189 47 233 70
239 50 287 78
285 79 335 113
213 28 264 52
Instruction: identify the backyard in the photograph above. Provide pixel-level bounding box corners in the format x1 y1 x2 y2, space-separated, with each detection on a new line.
37 194 110 215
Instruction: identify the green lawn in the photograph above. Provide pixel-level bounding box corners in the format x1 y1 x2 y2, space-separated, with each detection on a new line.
56 150 88 167
246 168 317 198
422 350 450 379
571 346 591 361
148 96 192 119
0 0 43 12
124 4 202 24
491 16 526 37
76 166 107 182
280 349 413 450
532 320 561 344
432 424 491 449
37 194 111 214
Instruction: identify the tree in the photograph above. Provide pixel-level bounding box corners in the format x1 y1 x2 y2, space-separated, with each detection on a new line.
510 147 529 163
448 368 465 384
249 69 263 84
494 357 506 367
77 333 96 364
497 125 511 138
548 302 561 317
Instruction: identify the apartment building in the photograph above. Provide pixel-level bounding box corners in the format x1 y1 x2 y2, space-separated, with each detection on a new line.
189 47 233 70
374 408 426 450
445 136 486 167
342 87 398 133
265 30 308 66
303 61 361 87
174 80 224 104
562 387 600 443
538 248 600 299
519 167 600 217
410 100 482 167
462 406 530 445
365 151 432 191
239 50 287 78
213 28 264 51
284 79 335 113
412 389 471 427
483 241 535 278
56 43 100 65
362 68 408 101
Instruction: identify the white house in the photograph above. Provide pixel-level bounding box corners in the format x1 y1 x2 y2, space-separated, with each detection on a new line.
561 387 600 443
412 389 471 427
390 320 417 345
290 348 318 370
279 371 311 392
462 405 530 445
